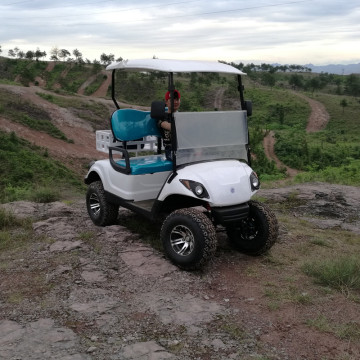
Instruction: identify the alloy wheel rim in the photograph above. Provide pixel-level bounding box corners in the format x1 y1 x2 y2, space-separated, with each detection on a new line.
89 193 101 216
170 225 195 256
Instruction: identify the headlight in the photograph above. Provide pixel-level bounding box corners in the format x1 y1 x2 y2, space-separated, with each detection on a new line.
180 179 209 199
250 171 260 190
194 185 204 196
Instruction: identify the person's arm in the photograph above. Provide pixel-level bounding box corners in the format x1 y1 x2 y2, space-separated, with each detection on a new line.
159 120 171 131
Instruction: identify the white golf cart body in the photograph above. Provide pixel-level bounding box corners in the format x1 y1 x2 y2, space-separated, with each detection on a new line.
86 59 255 215
91 110 252 204
85 59 277 270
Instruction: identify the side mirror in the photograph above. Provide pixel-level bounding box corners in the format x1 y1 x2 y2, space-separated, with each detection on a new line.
151 101 166 120
244 100 252 117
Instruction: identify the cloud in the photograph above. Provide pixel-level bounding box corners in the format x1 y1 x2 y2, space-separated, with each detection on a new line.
1 0 359 65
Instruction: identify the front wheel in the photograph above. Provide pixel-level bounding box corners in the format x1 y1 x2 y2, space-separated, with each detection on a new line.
86 181 119 226
226 200 278 255
161 208 217 271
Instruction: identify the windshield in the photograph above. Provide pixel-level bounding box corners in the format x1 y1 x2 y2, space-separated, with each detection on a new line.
175 111 248 166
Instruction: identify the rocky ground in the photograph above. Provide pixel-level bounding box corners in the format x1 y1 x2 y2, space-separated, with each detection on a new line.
1 182 359 360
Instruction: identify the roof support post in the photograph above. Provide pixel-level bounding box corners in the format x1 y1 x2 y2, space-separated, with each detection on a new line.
111 70 120 109
237 74 245 110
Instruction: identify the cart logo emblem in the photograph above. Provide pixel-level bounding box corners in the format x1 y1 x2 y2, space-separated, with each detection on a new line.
231 187 235 193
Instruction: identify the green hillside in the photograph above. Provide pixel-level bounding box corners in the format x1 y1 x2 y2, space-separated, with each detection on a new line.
0 56 359 203
0 131 84 203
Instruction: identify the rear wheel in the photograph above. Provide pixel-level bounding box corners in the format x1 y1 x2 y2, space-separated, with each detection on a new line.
226 200 278 255
161 208 217 270
86 181 119 226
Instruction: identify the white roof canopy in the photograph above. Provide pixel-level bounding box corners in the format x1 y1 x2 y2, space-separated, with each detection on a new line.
106 59 246 75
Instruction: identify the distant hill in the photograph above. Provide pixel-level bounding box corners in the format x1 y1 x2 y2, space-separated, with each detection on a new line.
305 63 360 75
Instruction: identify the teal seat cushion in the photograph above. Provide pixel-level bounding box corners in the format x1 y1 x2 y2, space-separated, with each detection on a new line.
116 155 172 175
111 109 161 141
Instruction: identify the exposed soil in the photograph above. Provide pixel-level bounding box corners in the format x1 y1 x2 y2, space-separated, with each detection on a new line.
263 130 299 178
0 82 359 359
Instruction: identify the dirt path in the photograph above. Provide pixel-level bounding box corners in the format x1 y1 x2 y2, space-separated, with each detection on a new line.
214 88 225 110
263 92 330 176
77 74 98 96
91 71 112 98
295 92 330 133
263 130 299 177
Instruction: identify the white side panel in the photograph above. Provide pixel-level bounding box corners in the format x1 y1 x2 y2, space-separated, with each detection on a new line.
88 160 170 201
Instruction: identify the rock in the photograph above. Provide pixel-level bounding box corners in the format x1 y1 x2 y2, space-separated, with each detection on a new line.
119 341 174 359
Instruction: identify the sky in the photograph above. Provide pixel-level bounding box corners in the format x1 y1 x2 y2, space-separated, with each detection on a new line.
1 0 359 66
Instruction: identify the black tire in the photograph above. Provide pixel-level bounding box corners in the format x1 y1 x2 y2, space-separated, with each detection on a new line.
226 200 278 255
160 208 217 271
86 181 119 226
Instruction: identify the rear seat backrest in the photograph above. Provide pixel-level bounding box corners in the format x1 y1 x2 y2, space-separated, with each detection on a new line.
109 106 172 175
111 109 161 141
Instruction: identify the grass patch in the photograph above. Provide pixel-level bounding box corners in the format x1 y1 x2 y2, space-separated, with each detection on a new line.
1 271 51 303
36 91 111 130
29 187 61 203
84 73 107 96
307 315 360 341
78 231 96 241
302 255 360 293
263 280 313 310
0 208 29 229
0 88 70 141
0 130 84 203
0 208 33 252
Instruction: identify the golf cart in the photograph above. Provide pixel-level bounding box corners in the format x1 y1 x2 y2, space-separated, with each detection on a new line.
85 59 278 270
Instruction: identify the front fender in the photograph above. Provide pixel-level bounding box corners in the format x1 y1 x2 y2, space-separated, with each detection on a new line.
158 160 257 207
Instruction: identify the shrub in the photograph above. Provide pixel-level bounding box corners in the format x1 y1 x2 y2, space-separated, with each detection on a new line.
30 187 60 203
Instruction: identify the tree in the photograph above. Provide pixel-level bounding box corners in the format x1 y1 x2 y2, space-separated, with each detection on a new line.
50 47 60 61
73 48 83 64
25 50 34 60
289 74 304 89
273 103 285 124
0 45 2 55
35 48 46 61
100 53 115 65
306 77 321 94
335 77 343 95
59 49 70 62
261 72 275 87
8 49 16 57
340 99 348 114
345 74 360 97
277 65 289 72
92 59 102 73
17 50 25 59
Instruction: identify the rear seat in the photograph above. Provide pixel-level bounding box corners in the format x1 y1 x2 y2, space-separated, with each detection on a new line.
110 104 171 175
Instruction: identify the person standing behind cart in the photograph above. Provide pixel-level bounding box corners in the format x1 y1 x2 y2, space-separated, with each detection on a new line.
157 89 181 160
